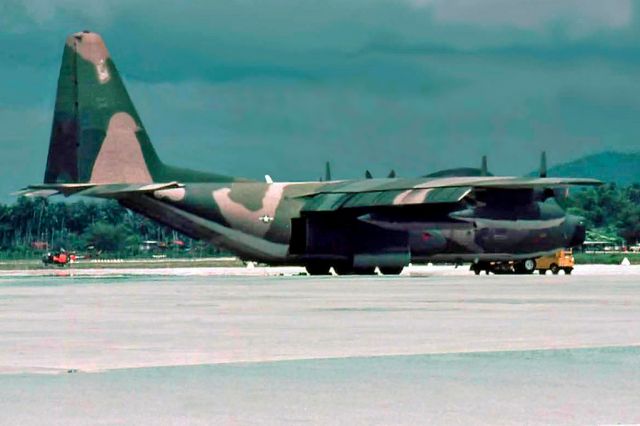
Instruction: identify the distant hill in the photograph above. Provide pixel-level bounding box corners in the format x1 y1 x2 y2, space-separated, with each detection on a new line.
533 151 640 186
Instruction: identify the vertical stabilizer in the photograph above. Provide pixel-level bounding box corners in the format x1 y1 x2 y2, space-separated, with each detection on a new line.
45 31 164 184
45 31 234 185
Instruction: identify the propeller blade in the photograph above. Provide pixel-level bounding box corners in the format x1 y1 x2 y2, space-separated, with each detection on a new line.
539 151 547 178
481 155 488 177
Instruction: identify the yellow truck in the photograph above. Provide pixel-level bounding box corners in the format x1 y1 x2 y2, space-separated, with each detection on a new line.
536 249 574 275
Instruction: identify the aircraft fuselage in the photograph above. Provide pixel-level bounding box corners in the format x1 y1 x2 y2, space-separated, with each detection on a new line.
120 180 587 267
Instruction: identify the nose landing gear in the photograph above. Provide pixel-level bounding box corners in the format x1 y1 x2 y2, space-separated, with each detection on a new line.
514 259 536 274
471 259 536 275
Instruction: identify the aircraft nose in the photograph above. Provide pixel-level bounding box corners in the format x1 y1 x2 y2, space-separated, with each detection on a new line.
567 215 586 247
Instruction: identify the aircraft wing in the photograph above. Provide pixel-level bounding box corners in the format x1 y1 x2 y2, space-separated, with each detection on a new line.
15 182 183 198
438 176 603 189
298 176 601 212
307 176 601 193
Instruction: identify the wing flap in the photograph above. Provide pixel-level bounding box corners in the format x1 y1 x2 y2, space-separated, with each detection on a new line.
301 187 472 212
298 176 601 213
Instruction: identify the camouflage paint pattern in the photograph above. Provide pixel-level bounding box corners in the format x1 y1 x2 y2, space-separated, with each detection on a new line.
27 32 601 270
46 31 237 185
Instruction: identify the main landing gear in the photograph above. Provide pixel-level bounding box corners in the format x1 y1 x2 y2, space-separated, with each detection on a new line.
305 264 332 276
379 266 404 275
305 263 404 276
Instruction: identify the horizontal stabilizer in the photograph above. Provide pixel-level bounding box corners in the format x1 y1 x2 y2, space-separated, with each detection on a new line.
16 182 183 198
13 183 96 198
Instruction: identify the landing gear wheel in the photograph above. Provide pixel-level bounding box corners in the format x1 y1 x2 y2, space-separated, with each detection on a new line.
564 268 573 275
550 264 560 275
539 269 547 275
333 264 353 276
471 262 489 276
353 267 376 275
515 259 536 274
334 264 377 275
379 266 404 275
523 259 536 273
306 264 331 276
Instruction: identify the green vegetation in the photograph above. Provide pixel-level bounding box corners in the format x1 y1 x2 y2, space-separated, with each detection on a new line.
574 253 640 265
0 198 226 259
565 183 640 246
0 182 637 260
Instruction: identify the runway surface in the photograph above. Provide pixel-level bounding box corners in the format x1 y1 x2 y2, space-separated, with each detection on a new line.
1 265 639 424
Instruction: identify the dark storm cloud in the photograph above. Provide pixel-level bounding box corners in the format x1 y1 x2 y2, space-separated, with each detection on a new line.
0 0 639 198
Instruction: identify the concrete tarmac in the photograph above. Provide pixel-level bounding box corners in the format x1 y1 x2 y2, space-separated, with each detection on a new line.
1 266 639 424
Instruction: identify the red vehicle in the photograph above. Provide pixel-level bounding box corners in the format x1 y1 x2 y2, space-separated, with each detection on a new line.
42 251 76 267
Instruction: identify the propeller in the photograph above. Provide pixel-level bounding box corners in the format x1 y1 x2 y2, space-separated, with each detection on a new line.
364 169 395 179
535 151 569 202
539 152 547 178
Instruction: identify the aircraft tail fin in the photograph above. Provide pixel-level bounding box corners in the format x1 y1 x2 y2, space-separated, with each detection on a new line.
45 31 233 185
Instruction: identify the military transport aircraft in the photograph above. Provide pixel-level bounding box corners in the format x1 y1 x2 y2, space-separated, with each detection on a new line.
20 31 601 275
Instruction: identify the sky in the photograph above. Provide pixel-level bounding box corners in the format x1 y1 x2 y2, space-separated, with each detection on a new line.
1 0 640 199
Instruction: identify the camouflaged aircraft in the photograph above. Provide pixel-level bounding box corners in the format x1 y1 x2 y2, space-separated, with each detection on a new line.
20 31 602 275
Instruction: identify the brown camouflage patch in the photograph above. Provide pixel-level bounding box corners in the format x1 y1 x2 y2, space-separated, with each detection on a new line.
212 183 286 238
66 32 112 83
90 112 153 184
393 188 431 205
153 188 187 202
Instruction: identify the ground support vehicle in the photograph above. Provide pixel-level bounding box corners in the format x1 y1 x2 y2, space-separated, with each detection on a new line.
536 249 574 275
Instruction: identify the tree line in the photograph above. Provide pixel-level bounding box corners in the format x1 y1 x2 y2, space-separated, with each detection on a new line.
0 184 637 258
0 197 223 258
565 183 640 245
